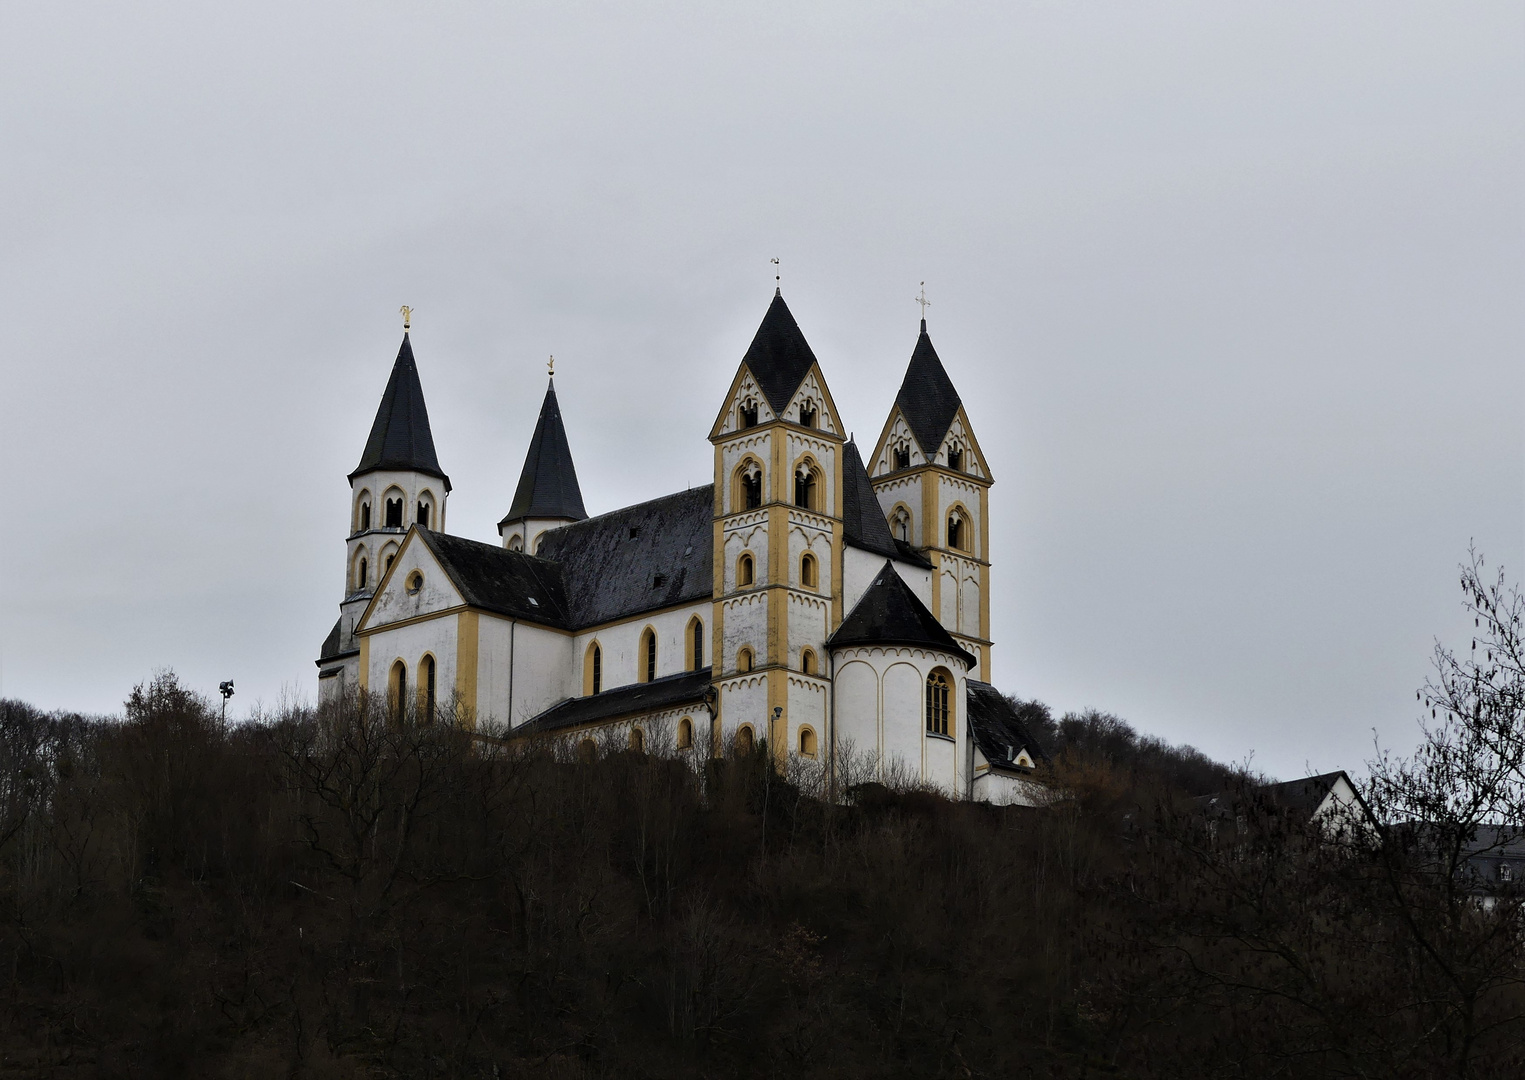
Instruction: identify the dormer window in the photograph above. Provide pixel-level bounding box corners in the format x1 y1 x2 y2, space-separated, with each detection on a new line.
947 444 963 471
893 444 911 470
798 402 817 428
739 402 759 429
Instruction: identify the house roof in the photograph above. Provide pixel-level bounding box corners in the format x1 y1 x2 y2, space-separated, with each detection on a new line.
894 321 963 456
533 486 714 629
414 529 569 625
967 681 1051 769
741 291 822 414
517 668 713 734
350 333 450 489
500 378 587 526
841 439 902 561
829 561 976 669
1261 771 1352 815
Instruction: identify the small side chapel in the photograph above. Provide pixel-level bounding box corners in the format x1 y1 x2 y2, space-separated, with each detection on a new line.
316 291 1046 804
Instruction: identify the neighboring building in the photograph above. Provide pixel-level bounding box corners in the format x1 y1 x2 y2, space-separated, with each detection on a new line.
316 291 1047 800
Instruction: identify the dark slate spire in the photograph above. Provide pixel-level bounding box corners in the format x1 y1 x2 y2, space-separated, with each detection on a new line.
829 561 977 669
740 291 821 414
350 333 451 490
894 320 962 456
499 378 587 526
841 439 899 560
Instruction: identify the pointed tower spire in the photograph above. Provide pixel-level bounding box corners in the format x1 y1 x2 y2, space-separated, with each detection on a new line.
499 376 587 545
894 323 962 457
350 333 451 490
739 290 821 414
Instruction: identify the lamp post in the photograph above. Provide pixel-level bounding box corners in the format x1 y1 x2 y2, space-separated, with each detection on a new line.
218 680 234 723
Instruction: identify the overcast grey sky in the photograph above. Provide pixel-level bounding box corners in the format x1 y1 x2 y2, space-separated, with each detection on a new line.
1 2 1520 779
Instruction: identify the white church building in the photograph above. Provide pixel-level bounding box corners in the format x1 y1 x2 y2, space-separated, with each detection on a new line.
316 291 1046 803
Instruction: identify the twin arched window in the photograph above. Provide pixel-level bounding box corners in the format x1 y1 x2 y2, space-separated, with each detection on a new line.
384 496 404 529
735 460 763 511
358 492 372 532
926 669 952 737
738 401 759 429
946 510 968 552
891 507 911 544
893 444 911 470
793 463 818 510
946 444 964 471
798 401 817 428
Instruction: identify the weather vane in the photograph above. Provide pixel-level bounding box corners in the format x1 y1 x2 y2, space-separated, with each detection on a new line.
770 257 780 289
399 305 413 330
548 354 555 376
916 283 931 320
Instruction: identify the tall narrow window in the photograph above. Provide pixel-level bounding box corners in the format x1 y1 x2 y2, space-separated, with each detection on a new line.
801 649 816 676
641 629 657 683
738 646 754 673
947 445 963 471
794 464 816 510
386 553 396 573
736 725 755 755
391 661 408 723
798 402 817 428
738 461 763 510
423 656 436 724
894 444 911 470
946 513 963 552
360 502 371 530
691 618 704 671
357 557 368 589
738 553 754 587
417 501 430 527
385 498 403 528
677 717 694 749
800 552 817 589
925 670 951 736
590 644 602 694
629 727 645 753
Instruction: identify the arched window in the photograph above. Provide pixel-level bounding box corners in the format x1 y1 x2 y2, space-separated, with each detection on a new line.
793 462 817 510
736 725 755 756
688 617 705 671
577 738 596 763
798 401 817 428
798 727 817 757
385 496 404 529
893 444 911 470
946 511 965 552
800 648 816 676
585 642 602 695
507 535 523 552
421 655 436 724
386 553 396 573
629 727 645 753
891 507 911 544
357 492 372 532
800 552 817 590
640 628 657 683
356 556 368 590
946 444 963 471
737 646 754 673
735 459 763 511
925 669 951 737
737 552 755 587
677 717 694 750
390 661 408 723
416 499 431 527
739 400 759 429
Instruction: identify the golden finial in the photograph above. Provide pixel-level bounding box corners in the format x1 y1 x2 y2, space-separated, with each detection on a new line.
399 305 413 330
548 354 555 377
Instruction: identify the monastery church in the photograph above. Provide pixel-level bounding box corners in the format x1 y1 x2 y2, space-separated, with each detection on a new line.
317 291 1045 803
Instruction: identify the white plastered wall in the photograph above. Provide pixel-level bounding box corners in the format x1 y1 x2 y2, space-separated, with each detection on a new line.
842 546 933 615
571 602 712 696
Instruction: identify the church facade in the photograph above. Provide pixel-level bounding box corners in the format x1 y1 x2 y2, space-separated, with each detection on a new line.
316 292 1045 803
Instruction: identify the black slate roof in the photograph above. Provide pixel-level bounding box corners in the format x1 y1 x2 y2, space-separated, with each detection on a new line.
500 378 587 526
741 291 821 414
829 561 976 669
841 440 900 561
534 486 714 629
967 681 1051 768
414 529 569 625
317 617 348 663
517 668 713 734
1261 771 1354 816
895 321 962 456
351 334 451 489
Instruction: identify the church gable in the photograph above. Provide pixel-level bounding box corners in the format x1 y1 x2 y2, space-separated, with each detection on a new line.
938 408 992 481
710 367 777 439
358 531 466 632
780 368 844 437
870 407 929 475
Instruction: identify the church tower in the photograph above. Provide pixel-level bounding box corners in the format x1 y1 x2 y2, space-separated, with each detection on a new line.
498 376 587 553
316 328 450 701
709 291 847 761
868 318 993 678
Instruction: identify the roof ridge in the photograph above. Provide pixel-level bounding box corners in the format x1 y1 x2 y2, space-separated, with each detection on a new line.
545 483 715 534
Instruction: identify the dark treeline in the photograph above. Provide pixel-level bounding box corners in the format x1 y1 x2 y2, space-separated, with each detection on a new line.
0 666 1522 1079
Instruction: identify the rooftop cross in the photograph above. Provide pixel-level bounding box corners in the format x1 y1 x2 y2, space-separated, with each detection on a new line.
916 283 931 320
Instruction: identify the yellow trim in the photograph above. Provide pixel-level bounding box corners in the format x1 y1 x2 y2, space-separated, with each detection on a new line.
945 499 975 554
685 615 706 671
867 404 908 479
800 647 818 675
952 404 996 484
707 362 758 440
583 639 602 696
737 551 755 587
638 624 658 682
357 602 469 636
455 610 479 729
797 723 818 758
358 634 369 691
799 551 817 589
677 716 695 749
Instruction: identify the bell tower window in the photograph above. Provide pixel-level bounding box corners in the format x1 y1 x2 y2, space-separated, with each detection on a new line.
947 445 963 471
385 498 404 528
893 444 911 470
793 463 817 510
417 500 430 527
891 507 911 544
357 557 368 589
738 461 763 510
946 511 965 552
360 501 371 531
798 402 817 428
739 402 759 429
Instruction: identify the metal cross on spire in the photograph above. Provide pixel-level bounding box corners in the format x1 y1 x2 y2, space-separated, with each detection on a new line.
399 305 413 330
916 283 931 320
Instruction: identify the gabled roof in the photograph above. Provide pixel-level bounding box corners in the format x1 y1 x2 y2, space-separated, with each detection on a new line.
740 291 822 414
500 378 587 526
829 561 976 669
534 486 714 629
967 681 1051 768
413 528 569 625
894 320 962 456
351 334 450 489
840 440 900 561
1261 771 1357 816
517 668 713 734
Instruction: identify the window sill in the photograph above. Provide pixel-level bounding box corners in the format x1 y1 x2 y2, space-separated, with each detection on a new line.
925 732 955 743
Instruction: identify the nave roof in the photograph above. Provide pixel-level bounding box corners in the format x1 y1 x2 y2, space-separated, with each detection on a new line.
415 529 570 625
